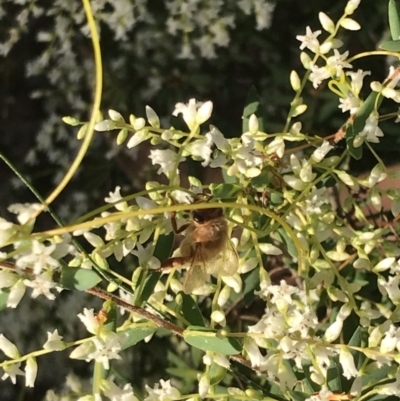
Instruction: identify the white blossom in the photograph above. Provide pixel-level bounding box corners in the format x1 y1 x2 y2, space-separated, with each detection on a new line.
296 26 322 53
102 380 139 401
88 332 122 370
8 203 42 225
24 272 61 300
77 308 99 334
144 379 181 401
149 149 185 177
16 240 59 274
43 329 66 351
105 186 128 212
1 362 24 384
172 99 213 130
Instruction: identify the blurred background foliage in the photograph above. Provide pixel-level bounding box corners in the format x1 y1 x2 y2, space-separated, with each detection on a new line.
0 0 393 221
0 0 395 399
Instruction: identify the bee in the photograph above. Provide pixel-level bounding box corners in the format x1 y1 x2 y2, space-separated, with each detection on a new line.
159 207 239 294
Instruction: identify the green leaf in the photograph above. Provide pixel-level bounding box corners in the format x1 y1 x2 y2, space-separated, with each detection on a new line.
277 227 298 258
243 267 260 306
348 326 367 369
362 362 391 385
389 0 400 40
379 39 400 51
242 86 265 133
119 326 157 350
209 183 242 199
250 167 276 188
0 290 9 311
183 326 242 355
222 168 238 184
60 266 102 291
154 233 174 261
134 271 161 306
345 91 381 160
327 360 342 392
179 292 205 326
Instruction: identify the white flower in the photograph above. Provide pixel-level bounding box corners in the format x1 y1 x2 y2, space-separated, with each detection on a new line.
379 275 400 304
144 379 181 401
354 114 384 147
309 63 331 88
172 98 213 130
338 94 360 115
1 362 24 384
102 380 139 401
312 141 334 162
380 325 400 353
296 26 322 53
88 332 122 370
368 164 387 187
304 187 328 214
131 243 160 270
279 337 307 369
0 334 20 359
186 137 213 166
347 69 371 95
23 272 61 300
16 240 59 274
77 308 99 334
105 186 128 212
43 329 66 351
8 203 42 225
327 50 352 77
25 357 37 388
339 346 358 379
149 149 185 177
206 126 230 152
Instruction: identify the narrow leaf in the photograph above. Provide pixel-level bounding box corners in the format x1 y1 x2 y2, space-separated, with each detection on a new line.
60 266 102 291
389 0 400 40
119 326 157 350
180 292 205 326
183 326 242 355
379 39 400 51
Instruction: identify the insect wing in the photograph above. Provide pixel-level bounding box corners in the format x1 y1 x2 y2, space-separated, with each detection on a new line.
210 239 239 276
183 244 208 294
183 263 208 294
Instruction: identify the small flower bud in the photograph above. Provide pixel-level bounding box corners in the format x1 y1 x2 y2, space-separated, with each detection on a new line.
319 12 335 33
108 109 124 122
145 106 160 128
0 334 20 359
290 70 301 91
340 18 361 31
25 357 37 387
